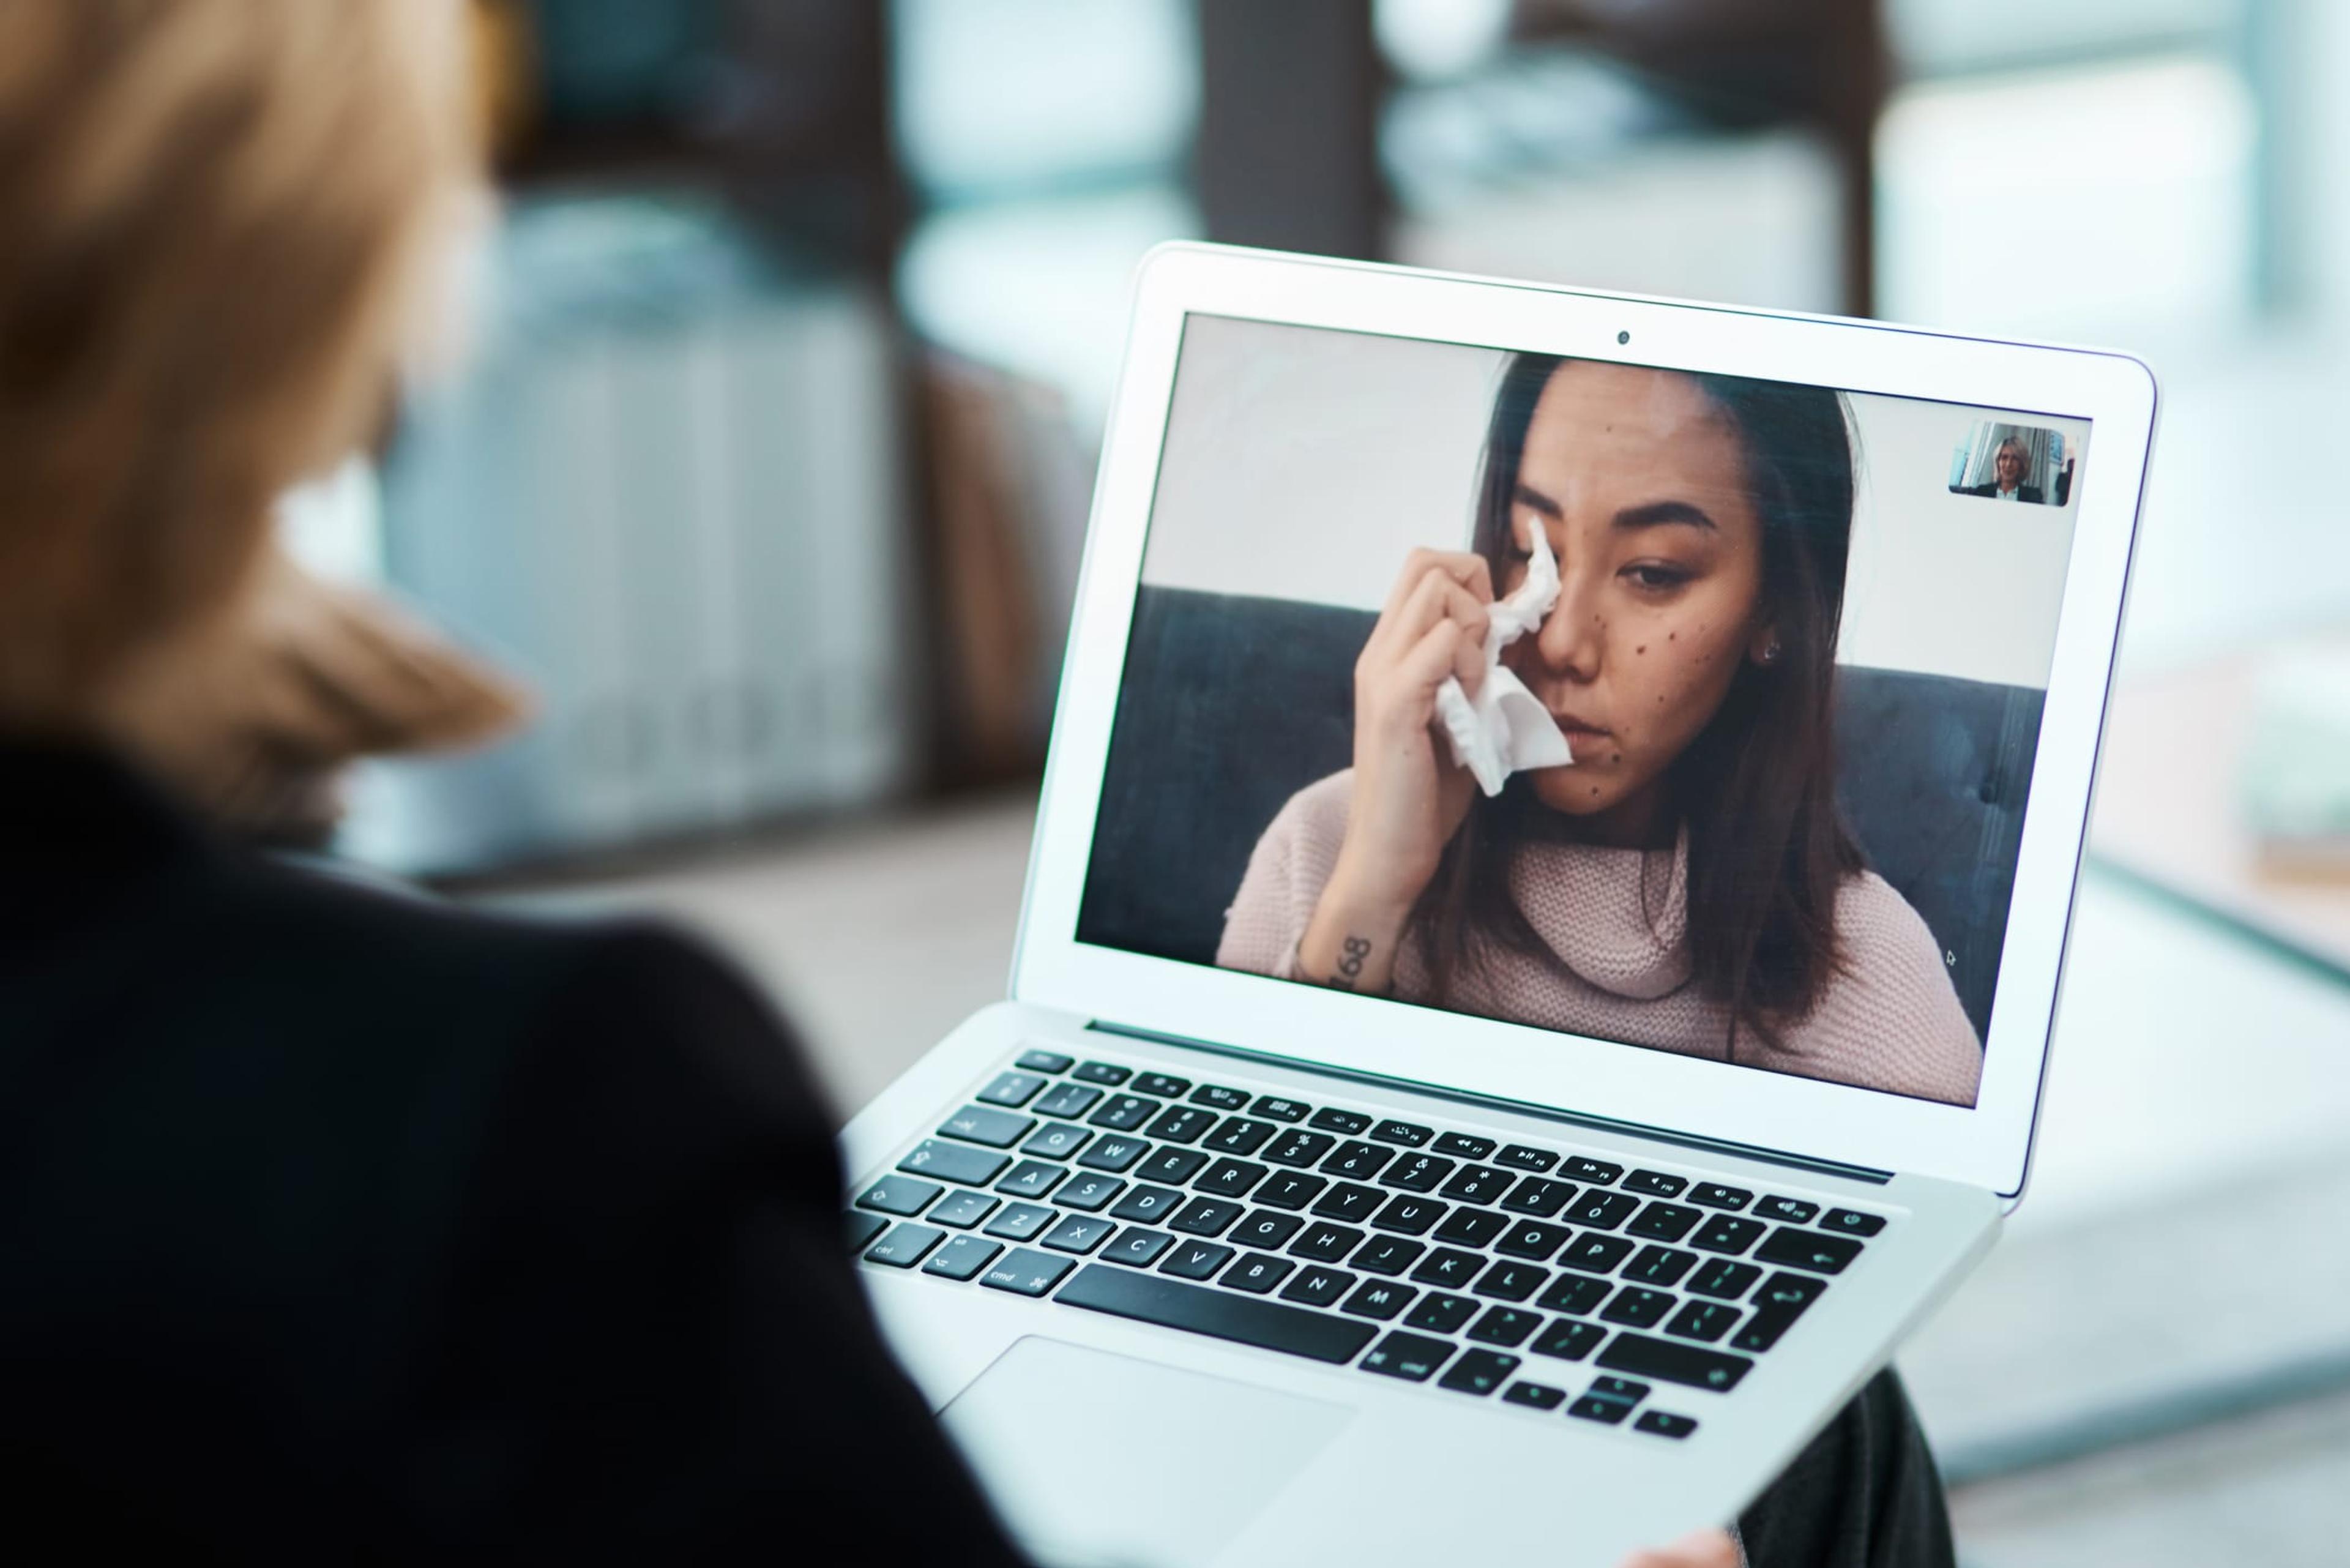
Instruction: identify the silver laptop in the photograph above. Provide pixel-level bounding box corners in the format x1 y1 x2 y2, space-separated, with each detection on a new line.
840 244 2155 1567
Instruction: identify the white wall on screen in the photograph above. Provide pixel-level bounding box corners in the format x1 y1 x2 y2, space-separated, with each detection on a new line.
1140 316 2086 690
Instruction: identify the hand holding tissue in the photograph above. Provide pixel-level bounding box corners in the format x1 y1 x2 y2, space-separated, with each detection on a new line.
1434 524 1573 795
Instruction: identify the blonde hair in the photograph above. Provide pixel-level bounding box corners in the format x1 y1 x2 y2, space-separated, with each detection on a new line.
0 0 474 717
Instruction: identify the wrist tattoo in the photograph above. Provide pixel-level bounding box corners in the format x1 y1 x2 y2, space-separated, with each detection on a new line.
1327 935 1373 990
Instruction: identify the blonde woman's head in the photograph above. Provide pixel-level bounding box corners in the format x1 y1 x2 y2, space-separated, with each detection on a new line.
0 0 476 719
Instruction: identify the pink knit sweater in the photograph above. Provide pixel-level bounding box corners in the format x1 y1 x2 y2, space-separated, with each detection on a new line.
1215 770 1984 1107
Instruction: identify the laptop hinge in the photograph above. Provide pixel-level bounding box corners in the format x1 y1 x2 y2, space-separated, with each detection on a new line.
1086 1018 1895 1186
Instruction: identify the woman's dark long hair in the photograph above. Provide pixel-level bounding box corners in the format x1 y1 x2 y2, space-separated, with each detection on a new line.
1408 354 1865 1050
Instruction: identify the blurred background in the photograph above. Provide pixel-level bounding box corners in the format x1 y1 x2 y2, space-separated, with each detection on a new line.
299 4 2350 1560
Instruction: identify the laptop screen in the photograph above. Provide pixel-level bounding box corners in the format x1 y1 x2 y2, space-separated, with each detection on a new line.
1073 315 2094 1111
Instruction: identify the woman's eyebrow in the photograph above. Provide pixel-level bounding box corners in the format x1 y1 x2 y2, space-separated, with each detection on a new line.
1613 500 1718 532
1512 482 1563 518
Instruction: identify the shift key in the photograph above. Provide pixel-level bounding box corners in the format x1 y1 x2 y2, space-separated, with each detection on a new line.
1595 1332 1754 1393
939 1105 1038 1149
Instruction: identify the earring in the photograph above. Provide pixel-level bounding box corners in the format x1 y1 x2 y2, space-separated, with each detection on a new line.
1762 640 1782 665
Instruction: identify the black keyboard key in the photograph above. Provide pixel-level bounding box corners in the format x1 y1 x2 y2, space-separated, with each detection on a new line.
1204 1118 1277 1157
1665 1301 1740 1343
1503 1381 1567 1410
1359 1331 1455 1382
1310 1182 1385 1223
1262 1130 1338 1169
1688 1260 1764 1300
1169 1198 1244 1236
1371 1119 1433 1148
1498 1178 1576 1218
1438 1165 1516 1206
1568 1191 1641 1230
1379 1154 1456 1193
1597 1332 1754 1393
1409 1249 1485 1289
1034 1081 1103 1119
1144 1107 1217 1144
845 1211 888 1252
1021 1122 1093 1160
1223 1252 1297 1294
1102 1228 1175 1267
1494 1144 1561 1173
1059 1266 1378 1364
857 1174 943 1216
1016 1048 1073 1074
1627 1203 1702 1242
1280 1266 1357 1308
1563 1157 1624 1184
1136 1148 1210 1185
1821 1208 1887 1238
1195 1159 1268 1198
1569 1395 1632 1425
1250 1095 1311 1123
1431 1208 1509 1249
1755 1195 1820 1224
1690 1182 1753 1211
1232 1210 1305 1251
865 1223 945 1267
1756 1228 1862 1275
1433 1132 1498 1161
1531 1318 1607 1361
1340 1280 1418 1321
980 1247 1075 1297
983 1202 1056 1241
1054 1174 1125 1212
1559 1234 1636 1274
939 1105 1036 1149
1494 1219 1573 1261
1133 1072 1191 1099
1086 1095 1159 1133
1108 1184 1186 1225
1370 1196 1447 1236
994 1160 1065 1200
1601 1286 1676 1327
1404 1292 1480 1334
923 1234 1004 1281
1253 1171 1328 1212
1472 1260 1548 1302
1310 1107 1373 1136
1190 1085 1250 1111
1160 1241 1235 1280
1624 1170 1688 1197
1731 1271 1829 1351
1591 1375 1651 1405
1289 1223 1365 1263
1690 1215 1767 1255
1466 1307 1542 1348
1439 1348 1521 1395
1322 1141 1394 1180
1041 1214 1115 1254
1624 1246 1698 1288
1635 1411 1699 1439
1073 1061 1131 1086
1535 1274 1612 1315
1351 1236 1427 1277
979 1070 1048 1108
1076 1134 1152 1174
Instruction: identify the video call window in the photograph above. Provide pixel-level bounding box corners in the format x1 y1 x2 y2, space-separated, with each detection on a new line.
1076 317 2091 1109
1949 420 2076 507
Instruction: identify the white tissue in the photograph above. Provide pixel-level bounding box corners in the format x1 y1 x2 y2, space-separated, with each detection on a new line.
1433 524 1573 795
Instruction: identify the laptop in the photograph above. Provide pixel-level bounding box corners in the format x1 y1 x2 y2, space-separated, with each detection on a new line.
840 244 2155 1567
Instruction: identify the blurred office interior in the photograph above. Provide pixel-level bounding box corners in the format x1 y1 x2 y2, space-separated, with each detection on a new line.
302 4 2350 1560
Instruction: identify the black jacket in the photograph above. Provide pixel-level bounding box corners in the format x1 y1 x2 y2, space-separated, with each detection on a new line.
1959 480 2044 503
0 741 1027 1563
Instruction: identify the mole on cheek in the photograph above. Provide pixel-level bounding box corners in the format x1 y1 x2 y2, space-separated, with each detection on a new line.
1636 645 1646 655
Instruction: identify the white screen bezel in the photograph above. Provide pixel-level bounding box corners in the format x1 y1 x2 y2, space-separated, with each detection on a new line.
1012 243 2156 1198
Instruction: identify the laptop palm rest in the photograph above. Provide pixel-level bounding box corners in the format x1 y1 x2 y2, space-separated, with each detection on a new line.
943 1335 1354 1565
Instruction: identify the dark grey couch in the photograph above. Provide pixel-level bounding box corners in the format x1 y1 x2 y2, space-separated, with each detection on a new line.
1075 586 2043 1043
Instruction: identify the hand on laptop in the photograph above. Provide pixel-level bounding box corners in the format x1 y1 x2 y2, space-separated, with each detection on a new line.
1617 1527 1739 1568
1299 548 1492 993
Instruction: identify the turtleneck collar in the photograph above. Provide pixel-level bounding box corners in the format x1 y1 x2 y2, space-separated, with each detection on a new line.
1504 827 1692 1001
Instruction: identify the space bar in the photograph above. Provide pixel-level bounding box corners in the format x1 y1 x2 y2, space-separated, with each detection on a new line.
1055 1265 1379 1365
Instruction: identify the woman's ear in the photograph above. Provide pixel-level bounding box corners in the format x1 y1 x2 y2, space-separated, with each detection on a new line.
1747 623 1783 668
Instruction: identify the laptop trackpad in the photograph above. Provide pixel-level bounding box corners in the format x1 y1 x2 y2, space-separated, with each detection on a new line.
942 1336 1354 1565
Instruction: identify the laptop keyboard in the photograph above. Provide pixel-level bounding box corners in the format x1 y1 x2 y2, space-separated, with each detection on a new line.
849 1050 1892 1440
